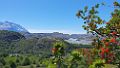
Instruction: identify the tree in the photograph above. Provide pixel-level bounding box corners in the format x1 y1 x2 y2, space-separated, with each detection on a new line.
48 40 65 68
76 1 120 67
22 57 31 66
0 58 6 65
50 41 65 68
10 62 16 68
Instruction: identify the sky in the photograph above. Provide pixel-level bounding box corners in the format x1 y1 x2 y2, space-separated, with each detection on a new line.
0 0 119 34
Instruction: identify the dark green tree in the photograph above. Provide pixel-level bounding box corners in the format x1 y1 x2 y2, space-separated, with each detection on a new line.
10 62 16 68
22 57 31 66
0 58 6 65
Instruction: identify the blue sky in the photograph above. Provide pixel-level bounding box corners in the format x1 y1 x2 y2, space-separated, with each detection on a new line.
0 0 119 34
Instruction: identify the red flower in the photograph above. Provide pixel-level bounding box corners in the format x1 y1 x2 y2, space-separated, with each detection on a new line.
112 32 117 35
101 47 105 53
110 38 116 43
101 47 109 53
105 42 109 46
52 48 57 53
105 48 109 53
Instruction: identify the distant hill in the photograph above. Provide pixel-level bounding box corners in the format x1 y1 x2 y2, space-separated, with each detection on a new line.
0 21 29 33
0 21 94 44
0 21 94 57
24 32 94 44
0 30 77 55
0 30 25 41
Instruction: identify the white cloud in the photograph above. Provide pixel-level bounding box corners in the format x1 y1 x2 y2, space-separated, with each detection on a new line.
27 28 86 34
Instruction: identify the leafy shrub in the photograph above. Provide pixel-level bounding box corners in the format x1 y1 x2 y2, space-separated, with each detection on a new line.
10 62 16 68
0 58 6 65
22 57 31 66
4 65 10 68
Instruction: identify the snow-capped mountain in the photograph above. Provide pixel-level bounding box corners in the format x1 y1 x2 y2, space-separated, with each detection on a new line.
0 21 29 33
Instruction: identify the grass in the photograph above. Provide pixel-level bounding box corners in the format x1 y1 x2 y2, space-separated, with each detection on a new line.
104 64 118 68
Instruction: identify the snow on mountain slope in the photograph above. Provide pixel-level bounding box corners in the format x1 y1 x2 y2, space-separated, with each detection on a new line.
0 21 29 33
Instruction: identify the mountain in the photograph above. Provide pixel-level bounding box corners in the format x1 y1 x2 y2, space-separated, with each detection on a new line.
0 21 29 33
0 21 94 44
0 30 25 42
24 32 95 44
0 30 76 55
0 30 92 55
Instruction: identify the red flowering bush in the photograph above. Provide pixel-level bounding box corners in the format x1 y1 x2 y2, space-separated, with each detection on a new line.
76 1 120 67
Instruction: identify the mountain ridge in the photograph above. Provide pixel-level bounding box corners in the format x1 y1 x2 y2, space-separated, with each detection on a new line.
0 21 29 33
0 21 94 44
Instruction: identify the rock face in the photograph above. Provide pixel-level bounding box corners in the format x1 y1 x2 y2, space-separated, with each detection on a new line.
0 21 29 33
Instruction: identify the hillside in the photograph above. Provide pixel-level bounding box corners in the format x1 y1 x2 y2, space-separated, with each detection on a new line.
0 22 94 56
0 30 93 56
0 30 25 41
0 21 94 44
24 32 94 44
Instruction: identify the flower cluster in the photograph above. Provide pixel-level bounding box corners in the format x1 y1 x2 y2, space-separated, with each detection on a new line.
99 31 119 63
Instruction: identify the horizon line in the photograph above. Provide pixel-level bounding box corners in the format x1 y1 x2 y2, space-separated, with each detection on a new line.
27 29 87 34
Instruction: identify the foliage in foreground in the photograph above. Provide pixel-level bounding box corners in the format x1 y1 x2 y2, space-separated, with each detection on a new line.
76 1 120 68
48 1 120 68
